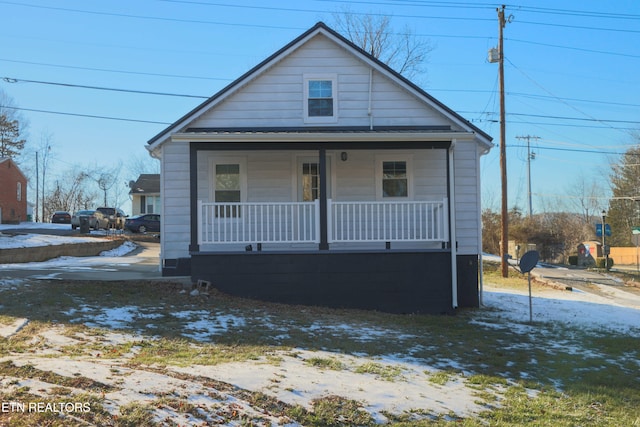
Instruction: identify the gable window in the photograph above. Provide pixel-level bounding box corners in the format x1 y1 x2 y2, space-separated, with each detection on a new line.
17 182 22 201
308 81 333 116
304 74 337 123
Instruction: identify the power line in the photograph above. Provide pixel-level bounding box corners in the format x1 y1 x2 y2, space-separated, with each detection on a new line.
515 19 640 34
434 88 640 107
2 77 209 99
0 58 233 81
5 75 636 125
505 57 630 134
471 118 637 131
509 144 628 156
5 0 638 34
509 5 640 20
0 1 306 30
0 105 171 125
507 38 640 59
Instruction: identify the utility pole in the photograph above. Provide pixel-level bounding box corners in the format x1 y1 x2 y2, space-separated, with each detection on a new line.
516 135 539 217
497 5 510 277
35 151 39 222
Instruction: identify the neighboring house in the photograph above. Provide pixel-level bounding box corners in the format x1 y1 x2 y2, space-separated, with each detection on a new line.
129 174 160 216
147 22 493 314
0 157 27 224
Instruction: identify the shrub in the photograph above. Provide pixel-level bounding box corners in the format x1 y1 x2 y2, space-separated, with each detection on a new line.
595 257 614 269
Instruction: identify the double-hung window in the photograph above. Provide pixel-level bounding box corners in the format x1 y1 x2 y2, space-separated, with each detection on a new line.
304 74 337 123
212 158 246 218
375 155 413 200
382 161 408 198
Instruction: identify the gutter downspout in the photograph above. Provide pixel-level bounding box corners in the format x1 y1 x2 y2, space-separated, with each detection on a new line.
159 145 164 273
449 140 458 309
368 68 373 130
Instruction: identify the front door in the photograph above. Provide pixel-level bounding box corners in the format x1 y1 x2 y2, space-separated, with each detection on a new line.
297 157 331 201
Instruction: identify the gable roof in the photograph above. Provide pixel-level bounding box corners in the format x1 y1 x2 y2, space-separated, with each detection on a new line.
147 21 492 149
0 157 27 181
129 174 160 194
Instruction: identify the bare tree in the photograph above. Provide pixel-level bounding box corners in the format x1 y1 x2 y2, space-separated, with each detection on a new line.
36 132 54 222
566 173 605 224
332 9 432 79
89 163 124 208
127 152 160 177
45 168 97 216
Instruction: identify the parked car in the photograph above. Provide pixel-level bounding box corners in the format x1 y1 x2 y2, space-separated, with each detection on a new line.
96 207 127 229
51 211 71 224
125 214 160 233
71 210 108 230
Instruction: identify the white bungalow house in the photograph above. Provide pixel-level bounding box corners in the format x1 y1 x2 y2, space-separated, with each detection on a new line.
147 22 493 314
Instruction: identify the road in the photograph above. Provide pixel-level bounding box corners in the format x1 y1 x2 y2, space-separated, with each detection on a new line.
531 263 640 310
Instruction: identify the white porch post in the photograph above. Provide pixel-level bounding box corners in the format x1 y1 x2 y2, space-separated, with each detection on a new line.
197 200 203 245
449 140 458 309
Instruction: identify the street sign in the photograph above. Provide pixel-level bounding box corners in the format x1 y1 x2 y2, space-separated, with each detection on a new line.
595 223 612 237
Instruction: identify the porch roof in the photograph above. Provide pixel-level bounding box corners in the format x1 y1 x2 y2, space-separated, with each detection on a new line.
170 126 478 145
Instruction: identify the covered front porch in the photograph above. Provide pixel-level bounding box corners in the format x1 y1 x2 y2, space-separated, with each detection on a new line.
185 132 461 254
168 130 479 313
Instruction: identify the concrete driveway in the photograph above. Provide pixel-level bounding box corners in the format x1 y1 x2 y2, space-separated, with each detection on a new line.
0 240 188 283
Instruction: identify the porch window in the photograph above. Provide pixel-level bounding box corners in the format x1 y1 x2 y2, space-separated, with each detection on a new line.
304 74 337 123
215 164 241 217
382 161 408 198
301 162 319 201
375 155 412 200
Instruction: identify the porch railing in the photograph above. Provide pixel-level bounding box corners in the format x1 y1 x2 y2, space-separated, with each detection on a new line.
198 198 448 245
329 199 448 243
198 200 320 245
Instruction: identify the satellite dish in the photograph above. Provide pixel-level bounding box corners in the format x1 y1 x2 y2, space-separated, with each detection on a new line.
519 250 539 274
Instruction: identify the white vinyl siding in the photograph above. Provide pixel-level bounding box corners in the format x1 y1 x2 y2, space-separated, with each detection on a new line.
161 141 191 259
190 35 457 130
453 141 481 255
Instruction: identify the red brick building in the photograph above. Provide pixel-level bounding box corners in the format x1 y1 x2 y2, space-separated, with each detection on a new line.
0 157 27 224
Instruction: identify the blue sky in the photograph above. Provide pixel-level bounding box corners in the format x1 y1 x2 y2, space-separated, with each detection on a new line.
1 0 638 215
